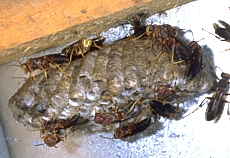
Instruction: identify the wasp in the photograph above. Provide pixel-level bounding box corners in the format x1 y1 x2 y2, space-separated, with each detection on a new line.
202 20 230 42
145 25 199 81
169 30 203 80
132 23 189 68
184 57 230 122
153 77 181 103
99 101 152 139
61 36 105 61
34 130 67 148
202 20 230 51
42 132 62 148
154 84 178 101
143 24 190 61
40 113 80 133
149 100 179 119
154 27 203 80
94 100 139 125
213 20 230 52
35 113 80 147
201 58 230 122
212 20 230 42
131 21 192 63
113 101 153 139
114 117 151 139
17 54 70 80
186 41 203 80
94 108 125 125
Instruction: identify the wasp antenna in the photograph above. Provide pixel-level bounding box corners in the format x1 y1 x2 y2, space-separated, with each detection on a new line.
11 77 28 81
17 60 23 66
202 28 221 40
5 64 20 70
188 29 194 41
162 118 168 124
219 48 230 53
27 126 40 132
134 104 148 123
182 29 195 41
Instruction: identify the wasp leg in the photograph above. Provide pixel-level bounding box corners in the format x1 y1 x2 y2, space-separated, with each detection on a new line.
150 51 164 61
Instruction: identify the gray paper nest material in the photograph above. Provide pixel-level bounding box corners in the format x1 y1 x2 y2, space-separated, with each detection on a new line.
8 37 213 134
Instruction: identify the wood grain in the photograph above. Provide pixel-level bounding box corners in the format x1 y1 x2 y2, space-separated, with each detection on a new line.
0 0 194 65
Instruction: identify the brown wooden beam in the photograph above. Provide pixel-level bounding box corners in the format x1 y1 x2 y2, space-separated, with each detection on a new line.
0 0 194 65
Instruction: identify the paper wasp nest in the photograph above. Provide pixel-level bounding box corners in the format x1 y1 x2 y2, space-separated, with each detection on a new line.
8 37 213 134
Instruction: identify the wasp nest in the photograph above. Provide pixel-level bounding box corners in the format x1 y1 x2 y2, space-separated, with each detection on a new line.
8 37 213 143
